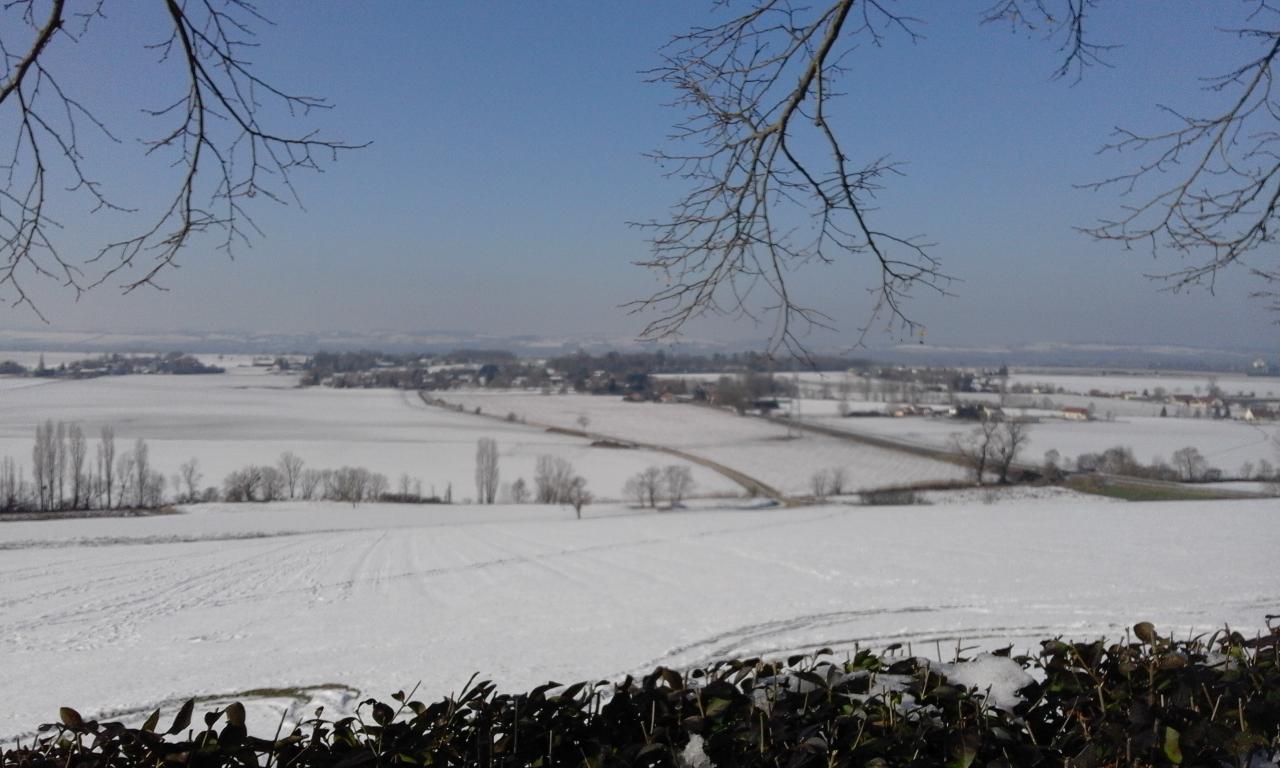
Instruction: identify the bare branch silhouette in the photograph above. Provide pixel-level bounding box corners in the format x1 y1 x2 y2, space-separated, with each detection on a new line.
0 0 365 318
981 0 1116 83
631 0 952 357
1078 2 1280 307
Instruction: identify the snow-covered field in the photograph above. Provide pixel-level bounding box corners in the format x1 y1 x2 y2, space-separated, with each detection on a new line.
435 391 968 494
0 370 735 501
2 498 1275 739
1008 371 1280 399
807 413 1280 472
767 369 1280 401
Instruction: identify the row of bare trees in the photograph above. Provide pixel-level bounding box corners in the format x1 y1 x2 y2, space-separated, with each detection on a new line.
533 455 591 517
2 421 165 512
623 465 694 509
2 427 688 515
809 467 849 499
222 459 392 504
0 431 416 513
1051 444 1279 485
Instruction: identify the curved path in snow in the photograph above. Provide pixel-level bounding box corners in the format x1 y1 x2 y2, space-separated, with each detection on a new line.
418 392 787 502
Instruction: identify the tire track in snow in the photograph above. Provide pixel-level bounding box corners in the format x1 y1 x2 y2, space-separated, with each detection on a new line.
0 535 318 645
637 605 971 669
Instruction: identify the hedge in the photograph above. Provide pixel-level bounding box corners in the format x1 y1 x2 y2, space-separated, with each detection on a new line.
4 622 1277 768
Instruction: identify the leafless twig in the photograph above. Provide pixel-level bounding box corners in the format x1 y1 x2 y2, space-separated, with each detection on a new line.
981 0 1116 83
0 0 364 318
632 0 953 358
1079 5 1280 305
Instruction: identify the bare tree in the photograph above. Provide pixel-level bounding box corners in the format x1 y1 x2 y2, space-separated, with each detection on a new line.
622 475 644 506
115 450 136 509
223 465 264 502
31 420 53 510
826 465 848 495
0 2 364 317
1268 436 1280 494
992 420 1031 484
277 451 304 499
259 466 286 502
510 477 529 504
142 469 166 508
951 418 1001 485
299 468 324 500
810 466 848 498
1 456 24 511
53 420 66 508
534 455 576 504
176 458 202 503
662 464 695 506
67 423 86 509
1172 445 1209 482
624 466 664 508
367 472 388 499
474 437 499 504
130 438 150 508
809 469 831 500
1042 448 1064 482
1256 458 1275 481
97 425 115 509
567 475 591 519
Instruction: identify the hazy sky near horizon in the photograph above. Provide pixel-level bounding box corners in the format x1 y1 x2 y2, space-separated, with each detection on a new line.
6 2 1277 350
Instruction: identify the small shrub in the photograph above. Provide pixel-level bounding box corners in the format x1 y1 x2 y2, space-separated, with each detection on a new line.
858 489 925 505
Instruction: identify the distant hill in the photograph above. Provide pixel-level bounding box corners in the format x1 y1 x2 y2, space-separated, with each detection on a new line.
0 328 1271 372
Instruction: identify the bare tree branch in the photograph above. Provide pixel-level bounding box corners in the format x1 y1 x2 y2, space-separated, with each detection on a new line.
1079 7 1280 303
631 0 953 358
981 0 1116 82
0 0 365 317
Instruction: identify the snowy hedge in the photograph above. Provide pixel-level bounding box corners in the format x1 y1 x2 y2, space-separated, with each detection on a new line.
5 622 1277 768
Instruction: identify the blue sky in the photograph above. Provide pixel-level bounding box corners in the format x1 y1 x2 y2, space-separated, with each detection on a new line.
9 1 1276 350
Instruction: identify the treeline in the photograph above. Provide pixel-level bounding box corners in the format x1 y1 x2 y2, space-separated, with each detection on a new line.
1 425 611 515
0 352 223 379
0 422 452 514
1 423 162 513
1048 444 1278 483
301 350 534 390
622 465 693 508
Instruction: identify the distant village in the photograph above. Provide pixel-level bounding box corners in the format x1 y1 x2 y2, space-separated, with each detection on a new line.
295 351 1280 425
2 347 1275 424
